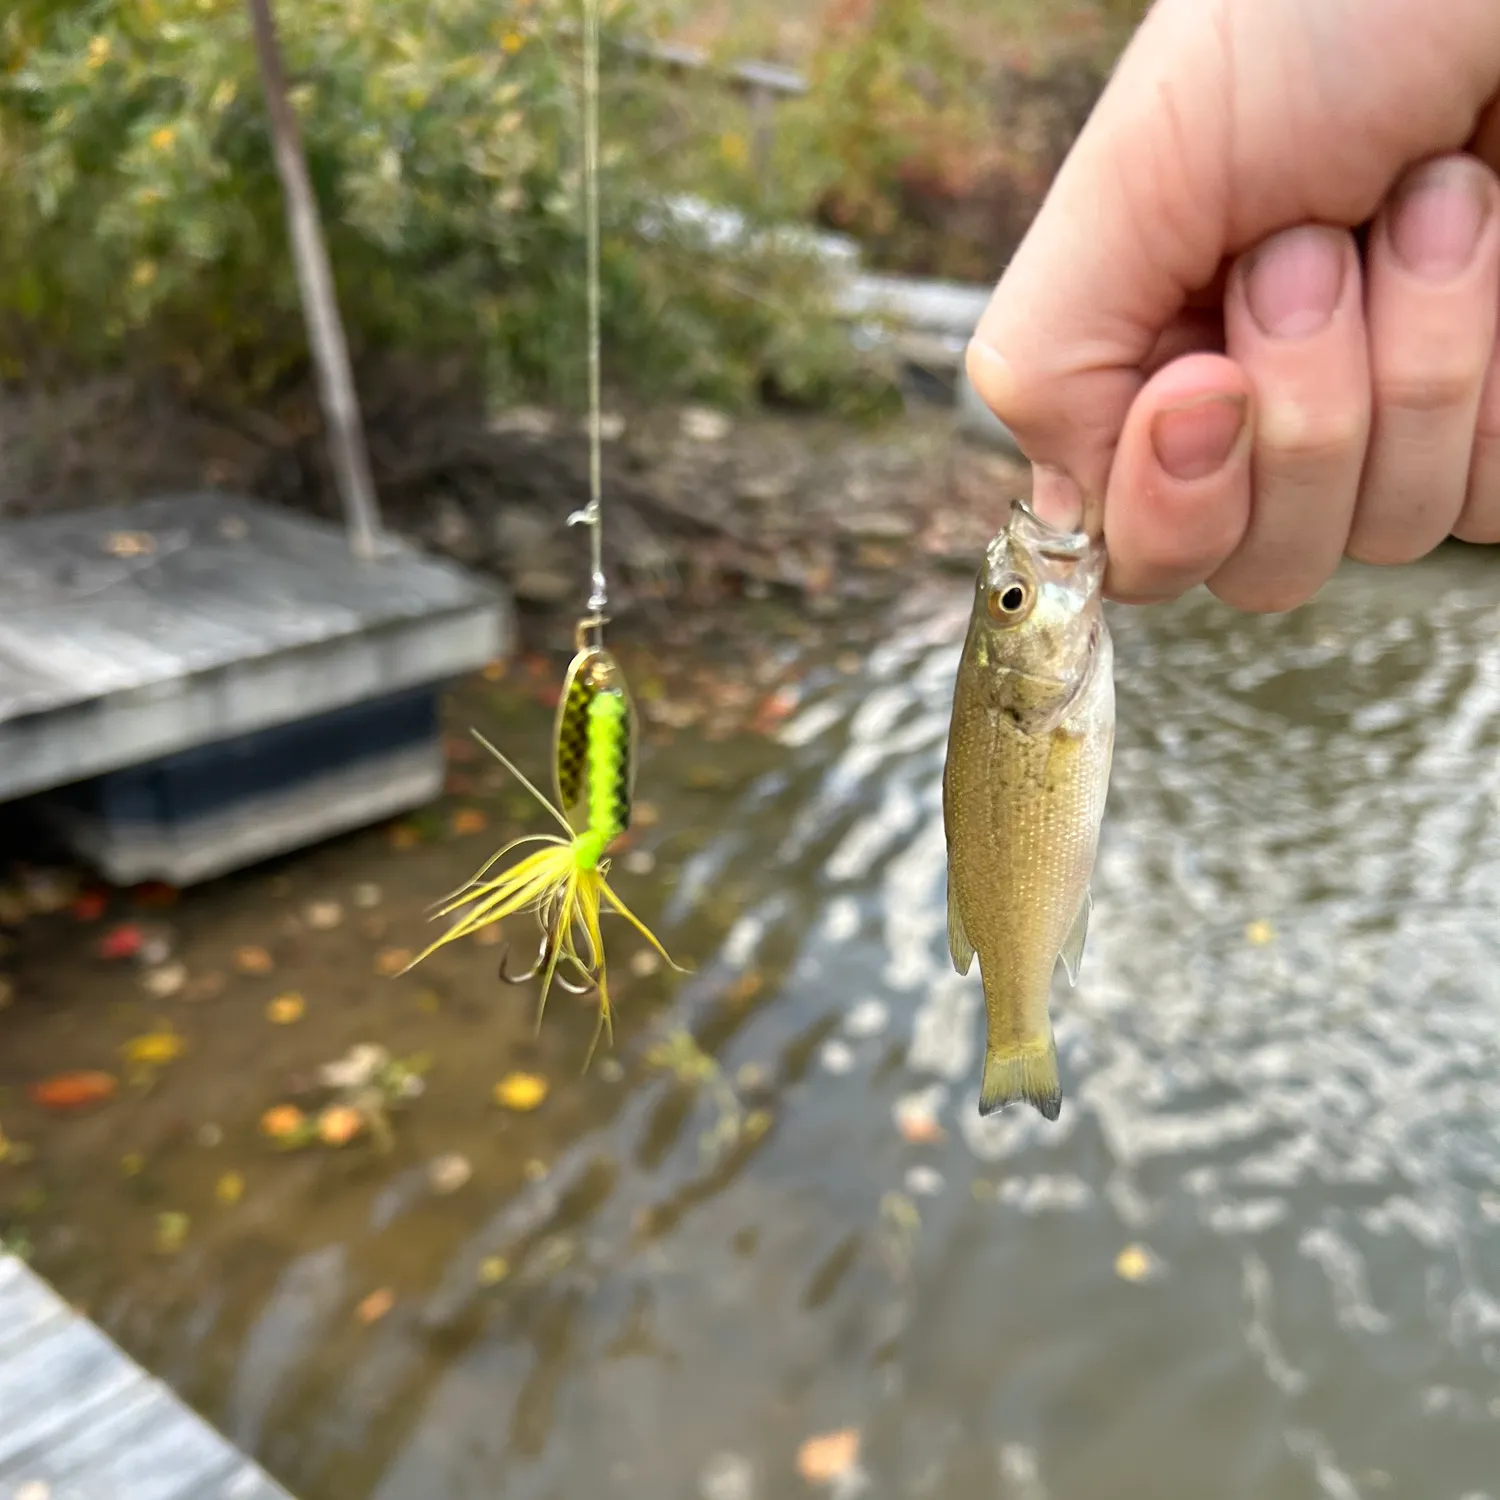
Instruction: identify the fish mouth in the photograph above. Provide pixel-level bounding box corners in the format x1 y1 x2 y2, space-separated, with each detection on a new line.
1007 497 1094 562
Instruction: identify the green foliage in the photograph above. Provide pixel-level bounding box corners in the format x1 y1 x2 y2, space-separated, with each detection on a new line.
0 0 867 410
772 0 990 243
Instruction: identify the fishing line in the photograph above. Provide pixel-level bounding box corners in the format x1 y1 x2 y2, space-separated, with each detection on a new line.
567 0 608 632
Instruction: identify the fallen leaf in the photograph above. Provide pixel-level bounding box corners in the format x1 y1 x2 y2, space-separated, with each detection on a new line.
750 685 802 735
426 1152 473 1194
389 823 421 850
120 1152 145 1177
355 1287 395 1325
260 1104 307 1141
304 900 343 930
266 992 305 1025
30 1071 118 1110
104 530 155 558
895 1109 945 1145
155 1211 190 1253
185 971 226 1002
137 930 174 966
478 1255 510 1285
98 923 144 960
132 881 179 908
450 807 488 837
796 1428 861 1485
121 1030 185 1068
375 948 412 977
1244 919 1275 946
215 1171 245 1205
725 971 764 1006
71 889 108 922
233 945 274 975
494 1072 549 1111
139 962 186 999
481 659 508 682
317 1105 364 1146
1114 1243 1161 1283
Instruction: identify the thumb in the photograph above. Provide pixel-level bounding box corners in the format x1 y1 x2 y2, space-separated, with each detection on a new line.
969 0 1500 532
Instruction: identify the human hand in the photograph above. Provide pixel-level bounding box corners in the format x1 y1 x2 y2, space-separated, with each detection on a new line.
967 0 1500 610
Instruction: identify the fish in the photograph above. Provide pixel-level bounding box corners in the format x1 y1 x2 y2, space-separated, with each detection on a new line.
942 497 1114 1121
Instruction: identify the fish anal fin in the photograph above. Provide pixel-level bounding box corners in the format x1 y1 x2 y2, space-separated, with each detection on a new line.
979 1033 1061 1121
1057 887 1091 987
946 873 975 975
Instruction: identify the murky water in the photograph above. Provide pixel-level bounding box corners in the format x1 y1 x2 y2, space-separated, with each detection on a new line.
4 543 1500 1500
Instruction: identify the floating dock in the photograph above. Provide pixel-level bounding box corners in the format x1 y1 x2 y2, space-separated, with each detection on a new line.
0 1251 295 1499
0 493 509 884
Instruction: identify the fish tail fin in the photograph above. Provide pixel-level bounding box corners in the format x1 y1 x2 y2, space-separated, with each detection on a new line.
979 1033 1062 1121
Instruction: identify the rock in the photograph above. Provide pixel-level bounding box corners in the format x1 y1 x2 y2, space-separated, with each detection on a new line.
486 404 558 439
427 494 481 563
680 406 732 443
835 508 917 542
490 503 557 559
512 568 578 606
699 1452 755 1500
736 472 796 505
577 411 626 441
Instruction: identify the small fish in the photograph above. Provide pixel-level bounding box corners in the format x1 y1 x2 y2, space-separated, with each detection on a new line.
942 498 1114 1120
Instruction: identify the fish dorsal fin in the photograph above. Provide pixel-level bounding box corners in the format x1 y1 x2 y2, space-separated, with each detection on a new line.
1058 887 1091 986
946 871 975 976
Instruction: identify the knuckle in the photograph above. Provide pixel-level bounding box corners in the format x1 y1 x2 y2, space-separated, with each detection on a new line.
1373 360 1486 416
1256 400 1367 467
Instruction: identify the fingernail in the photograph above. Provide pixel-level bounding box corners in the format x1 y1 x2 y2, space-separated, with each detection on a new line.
1150 393 1247 482
1245 225 1346 339
1389 158 1490 279
1031 463 1084 530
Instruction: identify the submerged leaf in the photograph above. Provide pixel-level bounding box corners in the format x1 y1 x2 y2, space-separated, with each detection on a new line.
796 1429 861 1485
30 1071 118 1110
494 1073 549 1112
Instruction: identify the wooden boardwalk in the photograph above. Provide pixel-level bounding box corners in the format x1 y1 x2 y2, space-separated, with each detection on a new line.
0 493 509 882
0 492 506 803
0 1252 295 1500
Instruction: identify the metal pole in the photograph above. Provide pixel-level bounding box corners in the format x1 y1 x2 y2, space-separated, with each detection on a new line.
245 0 386 561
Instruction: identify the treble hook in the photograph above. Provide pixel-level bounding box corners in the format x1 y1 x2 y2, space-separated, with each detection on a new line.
497 932 594 995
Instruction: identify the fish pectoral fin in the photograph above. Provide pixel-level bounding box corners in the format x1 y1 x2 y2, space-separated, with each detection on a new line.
946 873 975 975
1057 887 1092 987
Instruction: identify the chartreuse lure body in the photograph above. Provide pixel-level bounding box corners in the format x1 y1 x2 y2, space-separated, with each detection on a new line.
403 639 683 1056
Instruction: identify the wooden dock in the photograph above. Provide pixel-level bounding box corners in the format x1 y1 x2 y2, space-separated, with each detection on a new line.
0 493 509 883
0 1252 295 1500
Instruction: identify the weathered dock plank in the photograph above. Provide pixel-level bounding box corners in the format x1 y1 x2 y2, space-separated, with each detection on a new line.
0 492 509 804
0 1254 295 1500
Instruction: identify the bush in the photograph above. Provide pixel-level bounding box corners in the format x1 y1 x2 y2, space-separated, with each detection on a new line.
0 0 869 411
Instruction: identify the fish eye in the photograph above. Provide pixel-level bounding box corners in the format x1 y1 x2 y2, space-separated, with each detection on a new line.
986 578 1032 622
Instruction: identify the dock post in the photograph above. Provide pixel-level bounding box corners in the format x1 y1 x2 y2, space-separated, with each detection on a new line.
245 0 387 563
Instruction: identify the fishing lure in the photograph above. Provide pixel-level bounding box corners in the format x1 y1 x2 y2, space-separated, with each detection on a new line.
402 618 684 1056
403 0 683 1056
